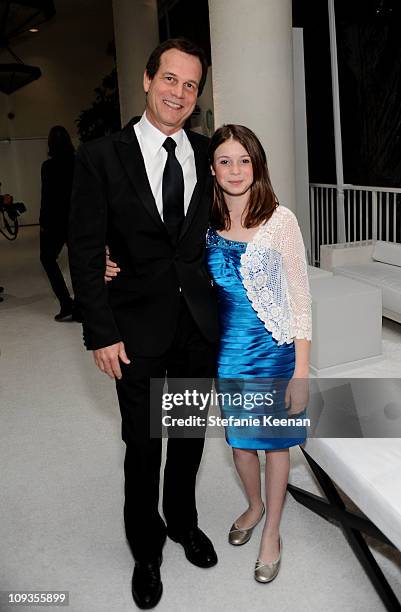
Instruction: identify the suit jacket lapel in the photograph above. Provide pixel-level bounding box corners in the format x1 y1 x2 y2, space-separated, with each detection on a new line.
179 130 209 240
114 120 209 240
114 120 166 233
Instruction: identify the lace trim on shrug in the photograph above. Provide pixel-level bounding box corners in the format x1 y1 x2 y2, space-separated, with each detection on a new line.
240 206 312 345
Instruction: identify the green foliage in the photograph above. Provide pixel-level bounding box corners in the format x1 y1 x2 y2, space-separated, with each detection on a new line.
76 68 121 143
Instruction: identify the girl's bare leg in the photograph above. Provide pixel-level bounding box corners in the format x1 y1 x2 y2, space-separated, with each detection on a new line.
258 448 289 562
232 447 264 527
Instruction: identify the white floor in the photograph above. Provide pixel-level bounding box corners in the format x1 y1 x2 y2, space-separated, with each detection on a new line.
1 227 400 612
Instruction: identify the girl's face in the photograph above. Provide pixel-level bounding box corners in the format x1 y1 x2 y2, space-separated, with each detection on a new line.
211 138 254 197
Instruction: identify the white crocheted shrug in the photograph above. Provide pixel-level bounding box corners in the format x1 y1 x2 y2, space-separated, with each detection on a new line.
239 205 312 345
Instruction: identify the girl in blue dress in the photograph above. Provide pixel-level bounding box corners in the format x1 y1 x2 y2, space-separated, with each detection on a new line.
207 125 311 583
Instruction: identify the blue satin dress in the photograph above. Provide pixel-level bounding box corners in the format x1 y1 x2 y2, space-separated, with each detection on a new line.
206 227 306 450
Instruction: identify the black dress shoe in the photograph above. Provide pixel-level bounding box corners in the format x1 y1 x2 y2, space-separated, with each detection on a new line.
54 305 73 321
169 528 218 568
132 556 163 610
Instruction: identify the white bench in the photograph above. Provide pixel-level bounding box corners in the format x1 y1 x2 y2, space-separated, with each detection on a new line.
288 439 401 611
321 240 401 325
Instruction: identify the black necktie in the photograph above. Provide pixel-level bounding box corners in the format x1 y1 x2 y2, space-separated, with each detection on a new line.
162 137 184 240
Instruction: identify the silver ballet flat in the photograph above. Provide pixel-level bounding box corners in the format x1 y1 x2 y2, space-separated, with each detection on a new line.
254 536 282 583
228 504 265 546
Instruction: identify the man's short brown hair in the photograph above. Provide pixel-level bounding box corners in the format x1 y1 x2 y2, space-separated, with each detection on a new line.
145 38 208 96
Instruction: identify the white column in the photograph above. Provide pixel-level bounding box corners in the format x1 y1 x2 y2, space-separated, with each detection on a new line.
112 0 159 126
293 28 311 259
208 0 296 211
328 0 346 243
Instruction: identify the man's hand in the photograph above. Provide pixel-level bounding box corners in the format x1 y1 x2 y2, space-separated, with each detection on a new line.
104 245 120 283
93 341 130 380
284 376 309 415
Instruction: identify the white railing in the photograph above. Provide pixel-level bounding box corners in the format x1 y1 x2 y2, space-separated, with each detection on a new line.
309 183 401 266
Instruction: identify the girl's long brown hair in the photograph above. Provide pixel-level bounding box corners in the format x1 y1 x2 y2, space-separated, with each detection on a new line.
209 124 278 230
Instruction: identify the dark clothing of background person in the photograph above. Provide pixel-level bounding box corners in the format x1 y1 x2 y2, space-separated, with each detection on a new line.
39 152 75 318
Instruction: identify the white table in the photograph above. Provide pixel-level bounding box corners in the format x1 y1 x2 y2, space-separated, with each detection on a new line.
307 264 333 280
309 275 382 375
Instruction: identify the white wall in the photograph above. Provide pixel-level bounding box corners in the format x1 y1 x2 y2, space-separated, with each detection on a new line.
0 139 47 225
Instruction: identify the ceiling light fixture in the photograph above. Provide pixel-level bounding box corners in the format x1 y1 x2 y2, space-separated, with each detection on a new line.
0 1 55 40
0 47 41 94
0 1 55 94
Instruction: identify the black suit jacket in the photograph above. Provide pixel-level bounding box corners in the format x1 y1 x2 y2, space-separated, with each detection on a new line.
68 118 219 356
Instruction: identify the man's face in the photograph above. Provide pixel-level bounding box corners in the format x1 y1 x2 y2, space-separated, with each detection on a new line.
144 48 202 135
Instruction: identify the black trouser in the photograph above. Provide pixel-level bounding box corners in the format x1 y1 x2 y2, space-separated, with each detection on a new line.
115 298 217 561
40 229 72 309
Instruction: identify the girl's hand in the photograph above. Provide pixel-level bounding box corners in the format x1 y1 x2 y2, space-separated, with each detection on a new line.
105 245 120 283
284 376 309 415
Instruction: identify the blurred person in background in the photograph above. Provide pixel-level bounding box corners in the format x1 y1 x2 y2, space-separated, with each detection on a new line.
40 125 76 321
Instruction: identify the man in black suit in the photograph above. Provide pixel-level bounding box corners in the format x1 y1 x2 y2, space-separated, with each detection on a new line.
69 39 219 609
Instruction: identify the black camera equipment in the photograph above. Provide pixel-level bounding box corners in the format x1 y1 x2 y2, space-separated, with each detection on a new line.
0 193 26 240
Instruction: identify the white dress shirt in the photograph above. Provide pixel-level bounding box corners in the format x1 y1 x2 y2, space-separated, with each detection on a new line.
134 113 197 220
